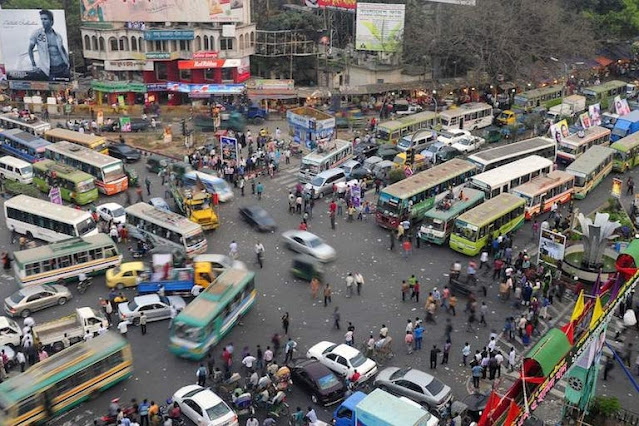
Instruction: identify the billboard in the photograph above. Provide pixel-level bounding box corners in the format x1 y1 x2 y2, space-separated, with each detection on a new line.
538 229 566 268
355 3 405 52
0 9 70 82
425 0 475 4
549 119 569 144
81 0 245 23
614 95 630 116
318 0 357 10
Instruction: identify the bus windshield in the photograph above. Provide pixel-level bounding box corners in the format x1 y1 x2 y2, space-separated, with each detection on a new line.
377 128 391 142
377 198 401 215
102 163 124 181
174 322 202 342
454 222 477 241
185 233 206 248
76 179 96 193
423 217 445 232
77 217 97 235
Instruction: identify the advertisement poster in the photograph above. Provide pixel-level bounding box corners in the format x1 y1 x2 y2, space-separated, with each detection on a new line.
120 117 132 132
221 136 239 161
579 112 591 129
550 119 569 144
318 0 357 10
355 3 405 52
0 9 70 82
612 177 622 199
538 228 566 268
96 109 104 126
588 103 601 126
614 96 631 116
81 0 245 23
48 187 62 205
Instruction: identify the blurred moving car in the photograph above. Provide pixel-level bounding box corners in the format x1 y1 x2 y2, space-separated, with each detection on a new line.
282 230 336 262
434 146 463 164
106 262 148 289
149 197 172 212
4 284 72 318
239 205 277 232
108 143 141 162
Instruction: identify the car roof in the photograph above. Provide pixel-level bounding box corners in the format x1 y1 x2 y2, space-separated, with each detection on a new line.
97 202 123 210
133 294 161 305
118 261 146 271
342 159 360 167
241 204 266 213
191 387 224 408
302 360 336 378
402 367 435 384
285 230 319 240
16 285 53 296
332 343 360 358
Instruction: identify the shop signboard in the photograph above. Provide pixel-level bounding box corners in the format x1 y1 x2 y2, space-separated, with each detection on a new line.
318 0 357 10
105 60 154 71
193 51 219 59
355 3 405 52
91 80 147 93
144 30 195 41
167 82 245 94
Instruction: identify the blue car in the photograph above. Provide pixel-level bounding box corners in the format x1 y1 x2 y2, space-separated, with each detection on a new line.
149 197 171 212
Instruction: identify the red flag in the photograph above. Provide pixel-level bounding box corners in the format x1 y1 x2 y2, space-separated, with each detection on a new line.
477 391 500 426
561 321 574 345
504 400 521 425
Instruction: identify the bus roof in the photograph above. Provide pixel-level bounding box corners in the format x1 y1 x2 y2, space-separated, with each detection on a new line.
177 269 255 325
13 233 115 266
517 85 564 99
611 131 639 152
125 202 203 234
468 137 555 162
44 128 105 143
0 113 51 130
302 139 352 163
5 194 93 223
0 128 50 148
423 188 485 221
511 170 574 197
566 145 615 175
457 193 525 227
34 159 94 182
46 141 120 166
381 158 476 199
439 102 492 118
582 80 627 94
561 126 610 146
377 111 438 131
0 332 127 404
471 155 553 188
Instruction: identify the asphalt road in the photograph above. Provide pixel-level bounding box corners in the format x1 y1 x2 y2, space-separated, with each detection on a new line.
0 121 635 425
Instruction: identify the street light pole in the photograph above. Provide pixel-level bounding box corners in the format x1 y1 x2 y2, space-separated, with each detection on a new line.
432 90 438 115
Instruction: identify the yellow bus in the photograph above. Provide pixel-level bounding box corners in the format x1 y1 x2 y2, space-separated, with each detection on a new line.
449 193 526 256
0 332 132 426
44 128 109 154
556 126 610 165
566 145 615 199
376 111 438 145
511 171 574 220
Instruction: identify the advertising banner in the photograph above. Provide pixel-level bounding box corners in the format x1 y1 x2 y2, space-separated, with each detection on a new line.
318 0 357 10
612 177 622 199
550 119 569 144
538 228 566 268
105 60 154 72
355 3 405 52
579 112 591 129
0 9 70 82
193 51 219 59
167 81 245 94
144 30 194 41
588 103 601 126
81 0 245 23
221 136 239 161
614 95 631 116
120 117 132 132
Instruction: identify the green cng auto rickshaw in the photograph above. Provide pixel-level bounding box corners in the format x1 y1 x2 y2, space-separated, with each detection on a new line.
290 255 324 282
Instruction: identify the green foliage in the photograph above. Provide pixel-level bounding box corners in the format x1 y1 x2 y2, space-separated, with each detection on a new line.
258 10 322 31
389 169 405 184
580 0 639 38
590 396 621 418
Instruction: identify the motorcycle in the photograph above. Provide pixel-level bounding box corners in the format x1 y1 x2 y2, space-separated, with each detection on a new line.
77 277 93 294
128 244 149 259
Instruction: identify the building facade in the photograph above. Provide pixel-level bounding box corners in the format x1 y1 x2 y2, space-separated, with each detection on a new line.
81 5 255 106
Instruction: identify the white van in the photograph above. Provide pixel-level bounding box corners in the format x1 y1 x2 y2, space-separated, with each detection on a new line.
437 129 471 146
304 169 346 198
0 156 33 184
183 171 234 202
396 130 437 153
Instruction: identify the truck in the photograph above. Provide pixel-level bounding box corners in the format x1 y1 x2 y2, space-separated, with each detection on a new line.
612 110 639 142
546 95 586 123
170 183 219 230
32 307 108 352
333 390 439 426
137 255 215 295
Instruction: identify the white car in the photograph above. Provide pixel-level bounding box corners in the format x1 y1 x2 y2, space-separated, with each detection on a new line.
173 385 239 426
96 202 126 224
306 341 378 382
0 316 22 347
282 230 337 262
451 136 486 153
118 294 186 325
436 129 471 146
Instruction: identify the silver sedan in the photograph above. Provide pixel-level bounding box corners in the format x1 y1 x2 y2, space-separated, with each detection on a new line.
281 230 337 262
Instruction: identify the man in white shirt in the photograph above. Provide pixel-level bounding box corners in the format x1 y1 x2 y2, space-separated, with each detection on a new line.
117 320 128 338
191 284 204 297
263 346 274 364
345 273 355 297
83 330 94 342
229 241 239 260
508 347 517 372
379 324 388 338
242 353 257 373
305 407 318 423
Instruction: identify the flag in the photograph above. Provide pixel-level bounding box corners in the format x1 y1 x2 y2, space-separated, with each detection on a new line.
592 271 601 296
589 296 603 329
610 273 622 301
477 391 500 426
504 400 521 425
561 321 574 344
571 290 585 322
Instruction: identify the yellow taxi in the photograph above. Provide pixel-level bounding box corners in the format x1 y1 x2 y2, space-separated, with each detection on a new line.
105 262 148 289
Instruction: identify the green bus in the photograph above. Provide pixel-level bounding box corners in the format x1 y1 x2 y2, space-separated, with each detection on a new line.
513 85 564 111
0 332 132 426
580 80 628 108
449 192 525 256
375 158 477 230
566 145 615 199
32 159 98 205
169 268 256 360
418 187 485 245
611 132 639 172
376 111 438 145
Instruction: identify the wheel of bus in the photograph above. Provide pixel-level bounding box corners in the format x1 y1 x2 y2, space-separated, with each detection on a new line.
52 341 64 352
20 309 31 318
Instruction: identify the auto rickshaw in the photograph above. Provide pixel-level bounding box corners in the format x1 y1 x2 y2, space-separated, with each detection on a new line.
125 166 139 187
290 255 324 282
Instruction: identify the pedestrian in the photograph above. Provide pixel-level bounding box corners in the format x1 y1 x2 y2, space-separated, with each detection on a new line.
196 363 207 386
329 203 337 230
628 177 635 195
430 345 441 369
345 273 355 297
495 351 504 378
479 301 488 327
256 181 264 200
389 230 395 251
281 312 290 335
532 219 540 240
466 310 476 332
229 240 239 260
479 251 489 270
168 305 177 329
354 272 364 295
310 277 320 300
323 283 332 307
345 329 354 346
405 331 414 354
402 239 412 259
508 347 516 372
255 241 265 269
333 306 341 329
413 323 424 350
239 177 245 196
117 320 128 338
284 338 297 364
413 281 420 303
140 312 147 335
442 339 451 364
144 176 151 196
16 350 26 372
401 280 410 301
462 342 471 366
449 294 457 316
472 364 483 389
139 399 150 426
444 318 453 342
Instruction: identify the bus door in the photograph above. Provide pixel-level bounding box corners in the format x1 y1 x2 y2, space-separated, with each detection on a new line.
539 194 546 213
459 117 464 129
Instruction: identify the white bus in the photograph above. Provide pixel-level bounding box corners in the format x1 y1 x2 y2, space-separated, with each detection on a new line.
299 139 353 183
45 141 128 195
0 113 51 136
125 202 207 257
467 137 557 172
469 155 554 199
439 102 493 131
4 194 98 242
556 126 611 165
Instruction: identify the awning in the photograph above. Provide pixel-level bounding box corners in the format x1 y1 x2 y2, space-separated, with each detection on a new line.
247 89 298 100
339 80 426 96
595 56 614 67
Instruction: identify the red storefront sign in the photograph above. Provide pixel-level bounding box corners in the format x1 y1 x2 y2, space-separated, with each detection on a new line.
193 51 219 59
318 0 356 10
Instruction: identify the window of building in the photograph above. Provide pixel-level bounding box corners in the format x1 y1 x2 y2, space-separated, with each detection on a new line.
209 36 215 50
204 69 215 80
138 37 144 52
171 40 177 51
195 36 201 51
119 37 129 51
250 32 255 47
179 40 190 51
221 67 233 81
220 38 234 51
109 37 118 51
179 69 192 81
156 62 168 80
84 35 91 51
239 35 244 50
99 37 105 51
92 36 98 51
203 36 210 50
131 37 137 51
